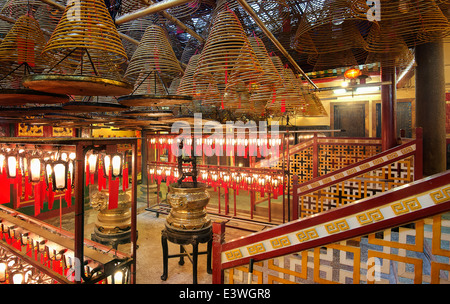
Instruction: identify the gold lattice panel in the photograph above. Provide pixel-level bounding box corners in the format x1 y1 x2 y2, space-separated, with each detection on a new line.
318 144 381 176
224 211 450 284
299 156 415 218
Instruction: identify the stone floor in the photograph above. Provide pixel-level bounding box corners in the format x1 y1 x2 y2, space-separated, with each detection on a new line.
43 184 269 284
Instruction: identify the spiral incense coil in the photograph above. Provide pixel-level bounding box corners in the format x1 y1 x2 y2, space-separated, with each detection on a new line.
193 9 264 98
265 67 307 115
350 0 450 47
176 54 200 97
166 0 200 19
365 41 414 68
292 0 368 55
300 86 328 117
248 36 283 90
307 49 361 71
1 0 65 34
0 14 46 69
124 24 184 85
213 0 290 34
41 0 128 73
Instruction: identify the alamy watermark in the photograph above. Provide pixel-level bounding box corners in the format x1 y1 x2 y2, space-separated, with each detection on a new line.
366 0 381 22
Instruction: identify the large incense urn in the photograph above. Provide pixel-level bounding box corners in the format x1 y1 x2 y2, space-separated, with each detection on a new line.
166 182 211 231
90 189 132 245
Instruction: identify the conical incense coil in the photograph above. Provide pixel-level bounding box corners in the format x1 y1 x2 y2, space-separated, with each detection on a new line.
41 0 128 73
265 67 307 115
124 24 184 85
365 41 414 68
1 0 65 33
300 86 328 117
307 49 361 71
350 0 450 46
248 36 283 91
213 0 290 34
292 0 368 55
0 15 46 67
193 9 263 97
176 54 200 97
166 0 200 19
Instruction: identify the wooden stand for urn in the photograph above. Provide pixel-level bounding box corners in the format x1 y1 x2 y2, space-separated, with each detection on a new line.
160 140 212 284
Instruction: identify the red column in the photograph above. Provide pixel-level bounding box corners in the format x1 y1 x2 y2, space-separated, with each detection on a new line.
381 62 398 151
212 221 225 284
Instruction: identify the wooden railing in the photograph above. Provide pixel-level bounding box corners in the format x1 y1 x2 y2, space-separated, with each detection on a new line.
257 133 382 184
212 170 450 284
292 129 423 219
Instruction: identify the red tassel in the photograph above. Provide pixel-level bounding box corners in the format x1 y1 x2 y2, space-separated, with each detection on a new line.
281 99 286 113
85 162 90 186
123 166 129 191
0 168 10 204
25 172 32 201
34 183 41 216
65 179 72 207
17 37 35 67
108 177 119 210
48 186 55 210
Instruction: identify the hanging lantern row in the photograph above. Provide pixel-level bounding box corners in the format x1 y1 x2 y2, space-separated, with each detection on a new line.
0 216 129 284
0 148 76 216
149 135 283 158
149 165 283 199
85 151 128 210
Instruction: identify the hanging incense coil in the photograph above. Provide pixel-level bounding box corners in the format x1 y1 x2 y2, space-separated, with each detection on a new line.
1 0 65 34
193 9 264 107
0 14 69 105
292 0 369 55
0 14 47 74
124 25 184 84
176 54 200 98
213 0 290 34
365 40 414 68
350 0 450 47
118 24 191 107
166 0 201 19
265 67 307 115
307 49 366 71
22 0 132 96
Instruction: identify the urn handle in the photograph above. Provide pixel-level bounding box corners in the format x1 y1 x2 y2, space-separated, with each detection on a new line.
168 194 186 209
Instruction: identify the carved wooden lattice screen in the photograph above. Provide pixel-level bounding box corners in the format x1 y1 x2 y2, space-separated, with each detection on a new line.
273 136 382 185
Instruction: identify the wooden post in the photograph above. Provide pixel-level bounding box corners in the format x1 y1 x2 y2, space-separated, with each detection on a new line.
212 221 225 284
131 140 138 284
292 175 299 220
381 61 398 151
312 132 319 178
74 143 85 284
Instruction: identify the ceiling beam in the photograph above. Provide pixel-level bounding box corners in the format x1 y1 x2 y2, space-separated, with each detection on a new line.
235 0 318 90
114 0 193 25
140 0 205 43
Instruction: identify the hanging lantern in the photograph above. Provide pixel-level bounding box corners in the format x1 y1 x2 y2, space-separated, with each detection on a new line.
29 157 42 183
344 68 362 80
46 160 68 191
103 153 123 178
88 153 98 174
6 154 17 178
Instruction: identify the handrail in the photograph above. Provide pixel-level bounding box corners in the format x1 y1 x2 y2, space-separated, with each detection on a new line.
294 129 423 197
212 169 449 283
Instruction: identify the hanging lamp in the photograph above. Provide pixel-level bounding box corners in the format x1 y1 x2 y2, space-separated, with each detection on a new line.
118 24 192 107
22 0 132 96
